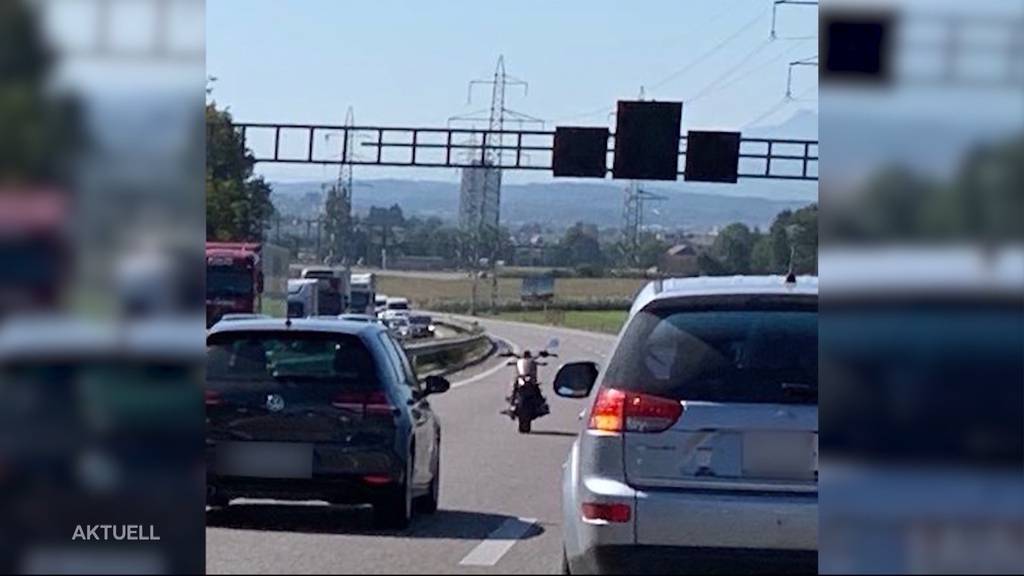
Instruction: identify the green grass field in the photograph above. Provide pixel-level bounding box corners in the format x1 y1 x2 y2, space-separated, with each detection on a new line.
377 274 646 308
494 309 628 334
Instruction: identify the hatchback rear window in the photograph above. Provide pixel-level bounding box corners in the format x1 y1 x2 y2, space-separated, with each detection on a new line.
604 301 817 404
207 331 379 387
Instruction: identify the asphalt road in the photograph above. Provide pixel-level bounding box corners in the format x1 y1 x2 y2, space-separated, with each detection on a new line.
206 317 617 574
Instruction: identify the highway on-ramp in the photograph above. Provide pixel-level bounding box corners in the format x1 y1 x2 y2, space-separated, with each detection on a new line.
206 317 617 574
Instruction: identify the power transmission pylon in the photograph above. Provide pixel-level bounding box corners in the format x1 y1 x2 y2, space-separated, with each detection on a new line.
322 107 356 265
622 183 667 268
770 0 819 40
786 56 818 98
618 87 667 269
449 56 542 314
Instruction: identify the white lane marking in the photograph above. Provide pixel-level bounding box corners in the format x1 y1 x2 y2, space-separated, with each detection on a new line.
458 517 538 566
450 337 521 389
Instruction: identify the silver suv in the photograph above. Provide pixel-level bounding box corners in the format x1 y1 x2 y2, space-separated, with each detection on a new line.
554 276 818 574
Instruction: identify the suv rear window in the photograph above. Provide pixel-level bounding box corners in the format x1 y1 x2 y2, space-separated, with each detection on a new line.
821 300 1022 466
604 300 817 404
207 331 379 388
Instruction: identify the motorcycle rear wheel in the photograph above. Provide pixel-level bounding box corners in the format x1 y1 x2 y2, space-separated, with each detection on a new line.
518 417 532 434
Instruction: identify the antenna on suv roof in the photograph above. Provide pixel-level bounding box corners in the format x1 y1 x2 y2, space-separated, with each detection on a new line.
785 246 797 284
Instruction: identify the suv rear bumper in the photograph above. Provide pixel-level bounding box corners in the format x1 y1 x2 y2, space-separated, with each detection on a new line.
574 545 817 575
634 487 817 550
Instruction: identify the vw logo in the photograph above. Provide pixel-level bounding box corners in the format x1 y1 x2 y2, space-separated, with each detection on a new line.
265 394 285 412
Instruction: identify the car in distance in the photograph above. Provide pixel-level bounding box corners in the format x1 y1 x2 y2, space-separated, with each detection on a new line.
206 317 449 529
554 275 818 574
407 314 435 339
385 316 412 341
384 297 411 317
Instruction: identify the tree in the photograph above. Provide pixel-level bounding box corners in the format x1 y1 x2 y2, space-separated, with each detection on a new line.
0 1 81 184
697 251 727 276
947 135 1023 242
788 204 818 274
205 102 276 241
636 233 669 270
753 204 818 274
712 223 755 274
750 234 774 274
558 222 604 269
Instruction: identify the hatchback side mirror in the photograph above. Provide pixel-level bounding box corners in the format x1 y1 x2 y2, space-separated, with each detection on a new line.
423 375 450 395
553 362 599 398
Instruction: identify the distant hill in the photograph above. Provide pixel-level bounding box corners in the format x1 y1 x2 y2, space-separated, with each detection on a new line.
272 179 814 232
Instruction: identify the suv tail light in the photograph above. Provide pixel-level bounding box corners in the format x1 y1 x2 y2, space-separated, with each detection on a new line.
332 390 395 417
581 502 632 523
587 387 683 433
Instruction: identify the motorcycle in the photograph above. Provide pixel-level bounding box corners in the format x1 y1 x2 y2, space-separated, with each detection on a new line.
500 339 559 433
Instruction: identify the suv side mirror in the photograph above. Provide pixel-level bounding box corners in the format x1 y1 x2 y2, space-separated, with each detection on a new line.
553 362 599 398
423 375 450 396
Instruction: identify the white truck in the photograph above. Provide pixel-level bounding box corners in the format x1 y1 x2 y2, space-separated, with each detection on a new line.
349 273 377 316
374 293 389 316
300 265 351 315
384 296 411 316
287 278 320 318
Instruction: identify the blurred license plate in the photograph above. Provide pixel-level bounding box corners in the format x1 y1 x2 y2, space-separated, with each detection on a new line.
743 432 816 479
908 521 1024 574
216 442 313 479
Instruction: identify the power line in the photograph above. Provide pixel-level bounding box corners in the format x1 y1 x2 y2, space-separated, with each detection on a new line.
648 3 773 93
550 3 773 124
744 83 817 127
693 40 814 101
686 37 775 102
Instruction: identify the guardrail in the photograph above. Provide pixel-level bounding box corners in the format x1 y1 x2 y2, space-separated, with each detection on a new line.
432 316 483 335
403 331 492 377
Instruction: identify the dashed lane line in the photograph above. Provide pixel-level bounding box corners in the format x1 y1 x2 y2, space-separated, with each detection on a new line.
458 517 539 567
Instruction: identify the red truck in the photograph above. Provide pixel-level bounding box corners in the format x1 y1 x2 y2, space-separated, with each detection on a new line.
205 242 289 327
0 189 69 316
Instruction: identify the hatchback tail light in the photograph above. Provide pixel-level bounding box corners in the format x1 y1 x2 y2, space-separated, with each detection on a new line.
205 390 223 406
332 390 395 417
587 387 682 433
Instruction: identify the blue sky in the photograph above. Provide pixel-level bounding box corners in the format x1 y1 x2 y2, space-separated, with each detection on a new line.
206 0 819 183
